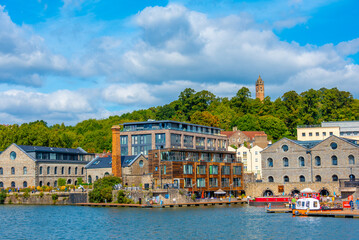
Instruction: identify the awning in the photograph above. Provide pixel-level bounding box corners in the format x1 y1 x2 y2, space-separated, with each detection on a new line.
300 188 315 193
214 189 226 194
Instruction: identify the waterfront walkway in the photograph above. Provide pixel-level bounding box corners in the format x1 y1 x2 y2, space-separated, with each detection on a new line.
76 200 247 208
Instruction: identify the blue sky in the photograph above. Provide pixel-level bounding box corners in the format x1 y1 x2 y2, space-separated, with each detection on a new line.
0 0 359 125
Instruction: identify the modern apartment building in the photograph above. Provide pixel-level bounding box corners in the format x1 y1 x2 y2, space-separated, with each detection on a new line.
119 120 228 156
148 148 243 196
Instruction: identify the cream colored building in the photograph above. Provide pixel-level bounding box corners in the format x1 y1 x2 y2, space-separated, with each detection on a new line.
297 121 359 141
232 145 263 179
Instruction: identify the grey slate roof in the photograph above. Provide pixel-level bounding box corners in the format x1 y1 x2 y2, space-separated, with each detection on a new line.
18 145 88 154
292 140 321 149
86 154 145 169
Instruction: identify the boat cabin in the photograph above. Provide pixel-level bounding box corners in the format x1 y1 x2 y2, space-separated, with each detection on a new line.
296 198 320 210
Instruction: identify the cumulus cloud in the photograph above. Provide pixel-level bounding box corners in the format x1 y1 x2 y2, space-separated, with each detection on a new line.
0 6 69 86
0 89 96 124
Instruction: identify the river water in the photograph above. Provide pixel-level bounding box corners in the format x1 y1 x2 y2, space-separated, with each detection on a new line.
1 205 358 239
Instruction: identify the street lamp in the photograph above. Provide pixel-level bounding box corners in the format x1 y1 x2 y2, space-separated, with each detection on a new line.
306 150 313 183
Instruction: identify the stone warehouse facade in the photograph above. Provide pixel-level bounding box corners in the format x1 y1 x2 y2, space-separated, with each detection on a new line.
0 144 95 188
261 136 359 184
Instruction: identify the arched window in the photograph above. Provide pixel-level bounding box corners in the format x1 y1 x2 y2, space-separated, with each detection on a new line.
349 155 355 165
39 181 43 187
39 166 43 174
0 182 3 188
11 167 15 175
350 174 355 181
283 157 289 167
11 181 15 188
315 156 321 166
299 175 305 182
23 181 27 188
67 179 72 184
88 175 92 184
139 160 144 168
61 167 64 174
315 175 321 182
332 155 338 166
267 158 273 168
54 181 58 187
81 167 84 175
47 166 50 174
96 176 99 180
23 167 27 175
75 167 78 175
47 182 50 186
68 167 71 175
298 157 305 167
268 176 274 182
332 175 338 181
284 176 289 183
54 167 58 174
0 167 3 175
104 172 110 176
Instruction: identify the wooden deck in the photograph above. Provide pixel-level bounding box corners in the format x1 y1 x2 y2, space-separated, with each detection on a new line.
306 210 359 218
76 200 247 208
266 208 292 213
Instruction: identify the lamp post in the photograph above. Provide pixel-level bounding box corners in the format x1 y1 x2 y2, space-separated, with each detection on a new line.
306 150 313 183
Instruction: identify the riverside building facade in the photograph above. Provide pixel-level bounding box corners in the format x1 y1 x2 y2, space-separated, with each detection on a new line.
119 120 228 156
0 144 94 188
148 148 244 196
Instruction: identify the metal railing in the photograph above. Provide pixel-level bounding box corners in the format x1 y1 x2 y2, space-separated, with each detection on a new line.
339 179 359 188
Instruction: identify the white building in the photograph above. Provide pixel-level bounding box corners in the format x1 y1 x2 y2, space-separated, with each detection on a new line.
233 145 263 179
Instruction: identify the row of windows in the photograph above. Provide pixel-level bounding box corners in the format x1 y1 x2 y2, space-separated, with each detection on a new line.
267 174 354 183
267 155 355 168
184 178 241 188
88 174 109 184
0 166 85 175
281 142 338 153
0 181 28 188
302 132 333 137
181 165 242 175
0 178 80 188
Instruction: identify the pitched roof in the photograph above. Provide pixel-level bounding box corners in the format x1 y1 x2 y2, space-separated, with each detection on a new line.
221 131 235 138
242 131 267 139
292 140 321 149
18 145 88 154
86 154 145 169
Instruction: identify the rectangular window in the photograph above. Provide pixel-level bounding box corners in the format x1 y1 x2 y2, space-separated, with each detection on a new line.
323 132 326 136
207 138 215 150
316 132 319 136
196 137 205 149
302 133 305 137
184 178 192 188
221 166 230 175
197 165 206 175
183 165 193 174
155 133 165 144
309 132 312 136
233 166 242 175
50 153 56 160
120 136 128 145
170 134 181 147
330 132 333 136
209 178 218 187
233 178 241 187
209 165 219 174
221 178 229 187
184 135 194 148
197 178 206 188
121 147 128 156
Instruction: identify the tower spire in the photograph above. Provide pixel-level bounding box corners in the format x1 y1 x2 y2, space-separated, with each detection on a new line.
255 75 264 101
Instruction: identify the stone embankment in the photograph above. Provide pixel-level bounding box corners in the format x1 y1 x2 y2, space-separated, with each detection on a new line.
2 192 87 205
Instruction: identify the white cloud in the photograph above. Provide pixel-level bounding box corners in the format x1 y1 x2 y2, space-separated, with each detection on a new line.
0 6 69 86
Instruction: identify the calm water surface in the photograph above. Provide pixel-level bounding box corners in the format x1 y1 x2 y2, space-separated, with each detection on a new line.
1 205 359 239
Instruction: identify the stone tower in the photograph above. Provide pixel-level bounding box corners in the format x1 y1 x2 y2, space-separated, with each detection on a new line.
111 125 122 178
255 75 264 101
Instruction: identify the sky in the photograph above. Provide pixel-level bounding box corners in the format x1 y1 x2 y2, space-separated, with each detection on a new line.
0 0 359 125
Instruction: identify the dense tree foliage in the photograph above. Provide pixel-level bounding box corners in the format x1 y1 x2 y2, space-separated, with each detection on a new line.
89 176 122 203
0 87 357 152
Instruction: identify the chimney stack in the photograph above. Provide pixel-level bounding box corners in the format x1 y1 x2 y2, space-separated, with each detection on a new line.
112 125 122 178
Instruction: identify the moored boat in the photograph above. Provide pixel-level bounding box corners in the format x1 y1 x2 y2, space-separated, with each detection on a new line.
249 197 289 206
292 198 343 216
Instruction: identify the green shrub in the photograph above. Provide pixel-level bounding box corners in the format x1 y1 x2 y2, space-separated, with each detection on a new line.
77 177 83 185
0 192 6 204
89 176 122 203
39 192 44 198
23 191 30 199
117 190 134 204
58 178 66 187
52 194 58 201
